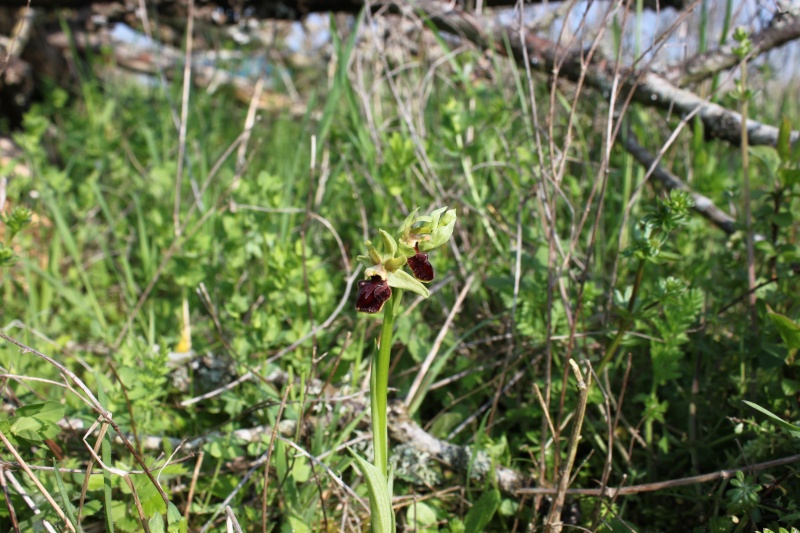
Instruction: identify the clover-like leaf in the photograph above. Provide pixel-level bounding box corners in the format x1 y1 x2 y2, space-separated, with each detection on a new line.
387 269 429 299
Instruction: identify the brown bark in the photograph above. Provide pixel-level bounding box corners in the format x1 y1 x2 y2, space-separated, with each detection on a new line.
0 0 688 18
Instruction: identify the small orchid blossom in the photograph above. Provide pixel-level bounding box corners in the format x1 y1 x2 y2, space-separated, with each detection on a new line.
355 207 456 313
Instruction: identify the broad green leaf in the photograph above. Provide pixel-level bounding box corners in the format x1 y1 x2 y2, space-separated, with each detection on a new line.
743 400 800 439
149 514 165 533
10 416 45 441
406 501 437 532
464 489 501 533
16 401 65 423
768 309 800 352
167 503 184 533
348 450 394 533
387 269 429 299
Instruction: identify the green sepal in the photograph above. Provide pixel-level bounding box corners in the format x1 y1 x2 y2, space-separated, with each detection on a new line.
397 208 420 239
348 449 395 533
357 255 375 268
397 241 416 257
423 208 456 251
365 240 382 265
387 269 429 298
429 206 447 229
384 255 407 272
379 229 398 258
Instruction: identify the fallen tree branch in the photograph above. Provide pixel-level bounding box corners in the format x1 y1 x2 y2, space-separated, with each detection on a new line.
621 134 740 236
670 10 800 86
518 453 800 497
42 370 800 501
402 0 799 148
4 1 798 150
0 0 688 17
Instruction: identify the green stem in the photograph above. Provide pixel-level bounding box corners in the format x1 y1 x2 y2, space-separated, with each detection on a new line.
598 259 646 372
371 291 397 477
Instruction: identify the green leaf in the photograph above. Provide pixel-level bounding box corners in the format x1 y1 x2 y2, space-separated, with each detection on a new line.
149 514 165 533
348 450 394 533
167 503 184 533
387 270 429 299
768 309 800 351
15 401 65 423
53 459 79 531
748 146 780 176
464 489 501 533
779 167 800 186
10 416 45 442
778 117 792 162
406 501 437 532
743 400 800 439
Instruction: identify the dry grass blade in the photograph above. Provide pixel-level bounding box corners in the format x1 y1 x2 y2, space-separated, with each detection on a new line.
0 429 76 532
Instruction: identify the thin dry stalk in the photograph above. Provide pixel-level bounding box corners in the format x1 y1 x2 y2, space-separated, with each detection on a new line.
225 506 244 533
184 452 204 522
545 360 591 533
77 416 105 526
121 472 151 533
592 352 632 529
0 465 20 533
739 57 757 324
173 0 195 238
521 452 800 497
0 429 76 532
4 470 58 533
405 273 475 406
262 382 293 533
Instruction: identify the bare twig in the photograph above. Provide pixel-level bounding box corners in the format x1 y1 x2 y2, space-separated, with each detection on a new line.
0 429 76 532
405 274 475 408
671 11 800 86
520 453 800 497
0 465 20 533
545 360 591 533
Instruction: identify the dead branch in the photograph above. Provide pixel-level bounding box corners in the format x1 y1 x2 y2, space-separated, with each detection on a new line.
0 0 688 18
400 0 799 148
518 453 800 497
670 10 800 86
36 375 800 502
621 134 739 235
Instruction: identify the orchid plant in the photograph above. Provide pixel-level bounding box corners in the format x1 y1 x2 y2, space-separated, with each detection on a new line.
351 207 456 532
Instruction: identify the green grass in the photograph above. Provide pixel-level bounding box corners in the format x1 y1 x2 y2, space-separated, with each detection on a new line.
1 13 800 533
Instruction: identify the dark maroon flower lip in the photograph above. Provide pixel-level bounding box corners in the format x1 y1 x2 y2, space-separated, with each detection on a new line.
407 243 434 282
356 275 392 313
